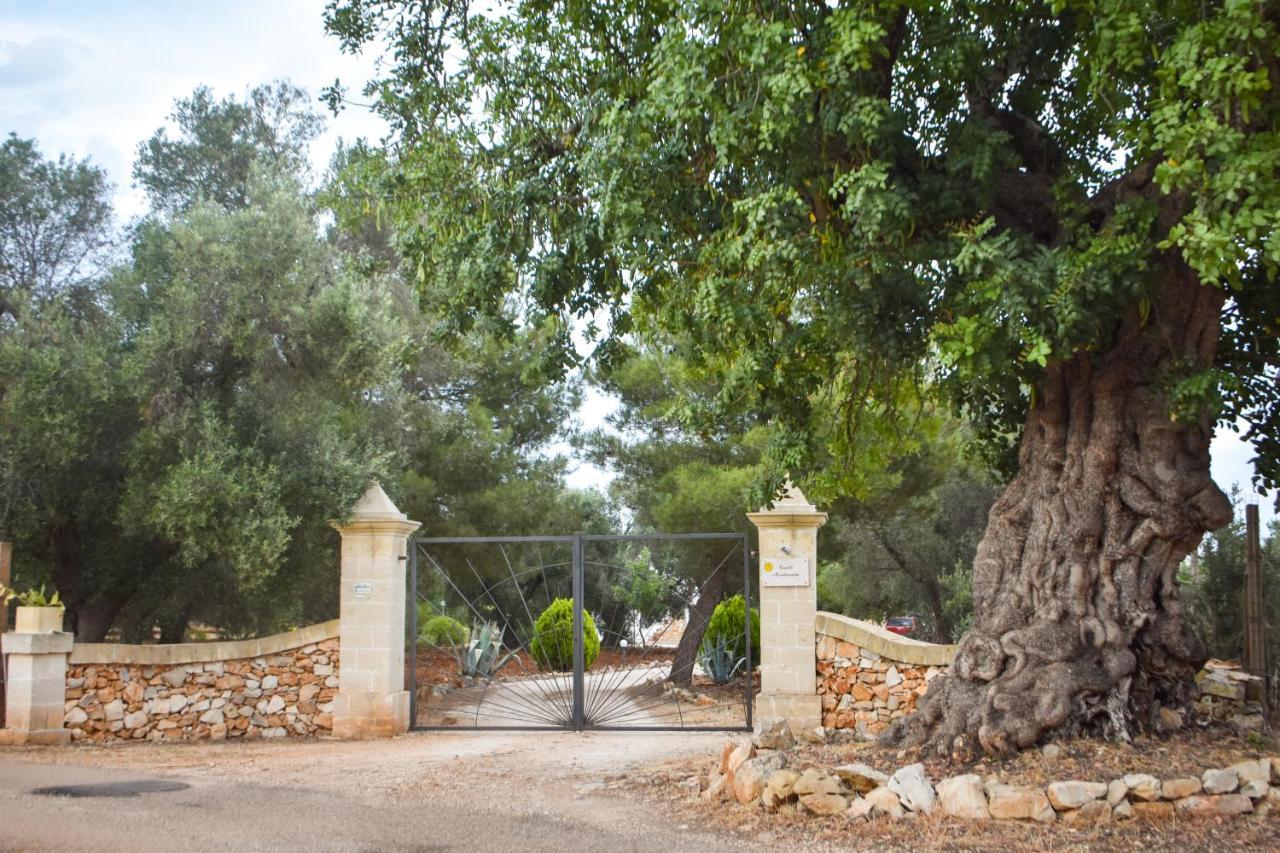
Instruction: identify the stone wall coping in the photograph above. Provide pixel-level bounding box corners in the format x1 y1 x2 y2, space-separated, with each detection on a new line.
68 619 340 666
2 631 74 654
816 611 957 667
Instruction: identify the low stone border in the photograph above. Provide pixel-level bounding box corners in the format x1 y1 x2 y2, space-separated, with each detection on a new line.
696 720 1280 824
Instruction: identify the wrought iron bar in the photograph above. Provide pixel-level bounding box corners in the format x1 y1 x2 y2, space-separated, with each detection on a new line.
572 533 585 731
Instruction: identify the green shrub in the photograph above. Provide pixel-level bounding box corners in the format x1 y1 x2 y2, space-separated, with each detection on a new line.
530 598 599 672
419 612 469 646
702 594 760 662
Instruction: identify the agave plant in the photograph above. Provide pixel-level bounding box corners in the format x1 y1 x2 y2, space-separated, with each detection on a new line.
462 621 519 678
697 634 747 685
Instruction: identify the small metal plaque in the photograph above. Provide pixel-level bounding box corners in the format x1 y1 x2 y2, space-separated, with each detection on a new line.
761 556 809 587
352 581 373 599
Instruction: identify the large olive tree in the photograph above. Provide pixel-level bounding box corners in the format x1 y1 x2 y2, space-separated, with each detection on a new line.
324 0 1280 756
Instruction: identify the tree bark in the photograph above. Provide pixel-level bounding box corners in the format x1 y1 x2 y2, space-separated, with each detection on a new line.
668 561 728 686
884 266 1232 758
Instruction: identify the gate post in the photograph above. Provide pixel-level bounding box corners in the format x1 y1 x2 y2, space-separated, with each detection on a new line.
747 484 827 733
1 599 73 745
331 483 420 739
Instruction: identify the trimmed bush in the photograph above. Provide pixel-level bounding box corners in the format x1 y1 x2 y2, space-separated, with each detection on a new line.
419 612 469 647
703 594 760 662
530 597 600 672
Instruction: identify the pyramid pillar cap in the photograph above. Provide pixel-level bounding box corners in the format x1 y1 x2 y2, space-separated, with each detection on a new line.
747 481 827 528
332 482 421 534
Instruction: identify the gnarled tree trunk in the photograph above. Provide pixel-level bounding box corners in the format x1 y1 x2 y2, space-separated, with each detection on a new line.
884 266 1233 758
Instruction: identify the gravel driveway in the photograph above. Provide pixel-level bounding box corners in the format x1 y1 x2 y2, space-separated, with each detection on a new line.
0 730 770 853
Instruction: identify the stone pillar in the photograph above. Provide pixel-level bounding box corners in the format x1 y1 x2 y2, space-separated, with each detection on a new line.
331 483 420 739
747 485 827 732
1 612 73 745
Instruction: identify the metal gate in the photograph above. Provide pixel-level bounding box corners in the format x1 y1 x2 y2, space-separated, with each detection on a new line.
408 533 753 731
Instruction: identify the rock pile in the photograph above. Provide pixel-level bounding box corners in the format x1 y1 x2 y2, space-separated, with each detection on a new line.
64 640 339 742
1195 659 1266 732
816 636 945 737
696 719 1280 825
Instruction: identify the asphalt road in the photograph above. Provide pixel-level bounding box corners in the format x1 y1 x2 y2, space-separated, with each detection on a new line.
0 731 767 853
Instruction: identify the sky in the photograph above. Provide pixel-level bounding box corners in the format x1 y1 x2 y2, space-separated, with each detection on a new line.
1 1 1274 526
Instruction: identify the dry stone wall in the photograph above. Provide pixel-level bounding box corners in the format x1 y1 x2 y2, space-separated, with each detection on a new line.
814 612 955 737
63 620 339 743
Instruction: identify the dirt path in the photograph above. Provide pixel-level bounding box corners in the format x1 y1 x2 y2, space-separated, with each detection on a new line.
0 731 778 853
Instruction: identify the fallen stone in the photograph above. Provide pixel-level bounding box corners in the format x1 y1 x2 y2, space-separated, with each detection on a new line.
701 773 728 801
718 740 736 775
1130 801 1174 820
847 796 875 821
1061 800 1111 826
1040 743 1062 760
1113 800 1133 820
1229 759 1270 785
793 768 844 797
1201 768 1238 795
936 774 989 820
1231 713 1266 733
834 762 890 793
1239 779 1270 800
987 785 1055 823
726 741 755 776
800 793 850 816
865 786 905 819
797 726 827 745
1174 795 1214 817
1260 787 1280 816
1046 780 1108 811
1213 794 1254 814
765 768 801 798
1122 773 1161 801
1160 777 1201 800
752 717 795 751
733 752 786 805
888 763 936 814
1106 779 1128 806
1200 679 1245 700
762 769 801 810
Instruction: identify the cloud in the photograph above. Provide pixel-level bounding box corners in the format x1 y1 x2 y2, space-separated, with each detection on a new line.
0 35 81 86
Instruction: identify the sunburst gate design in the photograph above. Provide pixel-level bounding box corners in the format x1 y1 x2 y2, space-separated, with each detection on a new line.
408 534 755 731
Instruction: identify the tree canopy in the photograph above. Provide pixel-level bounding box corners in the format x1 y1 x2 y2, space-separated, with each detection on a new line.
325 0 1279 499
0 134 114 315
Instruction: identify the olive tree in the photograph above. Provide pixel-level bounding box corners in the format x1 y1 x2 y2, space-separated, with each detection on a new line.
325 1 1280 756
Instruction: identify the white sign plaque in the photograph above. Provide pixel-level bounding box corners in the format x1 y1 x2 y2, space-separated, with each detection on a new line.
761 556 809 587
352 581 373 599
